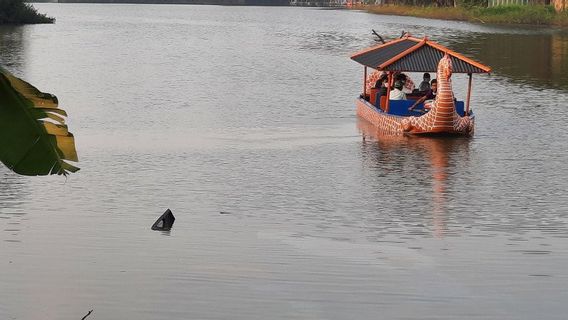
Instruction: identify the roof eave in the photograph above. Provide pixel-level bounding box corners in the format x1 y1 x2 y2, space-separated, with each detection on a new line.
350 36 492 74
426 40 492 73
350 37 417 61
378 37 428 70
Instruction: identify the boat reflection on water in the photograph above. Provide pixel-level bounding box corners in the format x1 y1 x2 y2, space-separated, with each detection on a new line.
0 26 26 73
357 119 472 238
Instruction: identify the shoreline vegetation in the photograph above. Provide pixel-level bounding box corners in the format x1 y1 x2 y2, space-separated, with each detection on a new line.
354 4 568 26
0 0 55 24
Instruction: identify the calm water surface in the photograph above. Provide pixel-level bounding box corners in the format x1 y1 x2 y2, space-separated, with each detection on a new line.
1 5 568 319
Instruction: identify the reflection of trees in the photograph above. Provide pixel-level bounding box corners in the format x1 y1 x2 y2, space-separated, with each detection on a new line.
0 25 25 73
551 33 568 85
0 170 28 242
449 31 568 90
357 119 471 238
0 168 28 218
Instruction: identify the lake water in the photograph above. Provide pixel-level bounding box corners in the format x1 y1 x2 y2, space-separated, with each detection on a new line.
1 4 568 319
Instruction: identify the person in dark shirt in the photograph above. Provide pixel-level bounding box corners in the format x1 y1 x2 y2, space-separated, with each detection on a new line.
418 73 431 92
409 79 437 113
375 74 388 93
374 74 389 107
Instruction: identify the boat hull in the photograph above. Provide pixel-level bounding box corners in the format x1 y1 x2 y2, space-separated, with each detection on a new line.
356 98 475 136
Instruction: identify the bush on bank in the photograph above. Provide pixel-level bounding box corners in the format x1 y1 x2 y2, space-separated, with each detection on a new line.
361 4 568 27
0 0 55 24
474 5 557 25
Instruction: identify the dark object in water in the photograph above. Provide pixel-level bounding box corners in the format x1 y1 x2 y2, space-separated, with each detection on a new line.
81 310 93 320
152 209 175 231
372 29 385 44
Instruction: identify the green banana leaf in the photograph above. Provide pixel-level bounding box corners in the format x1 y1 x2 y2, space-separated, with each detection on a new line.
0 66 79 176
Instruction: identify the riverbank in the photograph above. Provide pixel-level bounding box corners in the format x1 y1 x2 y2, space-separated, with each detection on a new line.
356 4 568 27
0 0 54 24
57 0 290 5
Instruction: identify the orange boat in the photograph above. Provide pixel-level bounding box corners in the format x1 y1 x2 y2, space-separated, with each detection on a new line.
351 34 491 136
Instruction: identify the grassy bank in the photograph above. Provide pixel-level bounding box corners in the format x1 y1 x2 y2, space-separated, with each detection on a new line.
359 4 568 27
0 0 55 24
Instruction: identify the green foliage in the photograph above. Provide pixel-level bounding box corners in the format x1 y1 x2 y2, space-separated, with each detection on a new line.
0 67 79 176
457 0 487 9
474 5 556 25
554 9 568 25
0 0 55 24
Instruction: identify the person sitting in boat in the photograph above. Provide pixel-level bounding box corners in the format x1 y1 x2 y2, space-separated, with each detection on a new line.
389 80 407 100
408 79 437 113
395 73 415 94
418 73 431 92
372 74 389 107
374 74 387 89
375 74 388 97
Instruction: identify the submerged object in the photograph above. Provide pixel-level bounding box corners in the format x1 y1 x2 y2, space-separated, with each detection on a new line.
151 209 175 231
351 33 492 136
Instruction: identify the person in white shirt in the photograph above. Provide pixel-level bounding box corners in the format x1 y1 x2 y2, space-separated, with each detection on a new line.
396 73 415 94
389 80 406 100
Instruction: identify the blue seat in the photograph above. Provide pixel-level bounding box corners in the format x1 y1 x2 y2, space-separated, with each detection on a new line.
387 100 466 116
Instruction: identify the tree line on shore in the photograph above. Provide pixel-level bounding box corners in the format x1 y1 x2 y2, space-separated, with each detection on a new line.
360 0 567 26
0 0 54 24
361 0 558 8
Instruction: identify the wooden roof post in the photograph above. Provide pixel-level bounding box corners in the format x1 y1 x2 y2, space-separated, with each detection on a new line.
466 73 472 116
385 72 392 113
363 66 367 99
